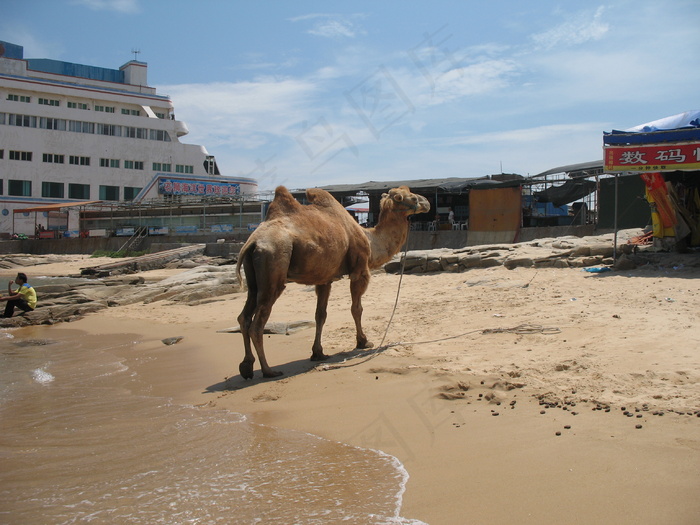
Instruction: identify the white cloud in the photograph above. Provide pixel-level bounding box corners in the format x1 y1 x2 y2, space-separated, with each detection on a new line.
160 77 321 147
70 0 140 14
290 13 365 39
445 122 609 147
531 6 609 50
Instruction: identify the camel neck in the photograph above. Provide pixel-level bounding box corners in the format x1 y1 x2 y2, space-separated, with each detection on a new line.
366 210 409 269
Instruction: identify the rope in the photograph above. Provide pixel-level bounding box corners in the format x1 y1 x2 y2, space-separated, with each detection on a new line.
317 223 560 372
376 228 410 349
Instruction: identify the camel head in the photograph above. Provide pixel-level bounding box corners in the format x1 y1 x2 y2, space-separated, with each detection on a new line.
381 186 430 216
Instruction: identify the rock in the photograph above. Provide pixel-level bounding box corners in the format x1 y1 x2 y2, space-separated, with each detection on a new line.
589 244 614 257
162 336 184 346
479 258 503 268
425 258 442 273
384 260 402 273
33 284 71 294
403 253 427 270
458 254 482 269
614 254 637 271
504 257 534 270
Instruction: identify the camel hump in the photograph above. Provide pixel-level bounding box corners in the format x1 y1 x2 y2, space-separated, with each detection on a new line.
267 186 303 219
305 188 338 208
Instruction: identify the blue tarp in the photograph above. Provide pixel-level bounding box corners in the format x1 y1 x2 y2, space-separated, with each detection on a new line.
604 110 700 145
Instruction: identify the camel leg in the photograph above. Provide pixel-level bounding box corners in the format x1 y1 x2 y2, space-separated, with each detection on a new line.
350 270 372 349
238 252 285 379
249 289 284 378
311 283 332 361
237 285 257 380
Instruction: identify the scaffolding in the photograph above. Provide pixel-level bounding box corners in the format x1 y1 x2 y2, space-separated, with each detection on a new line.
76 194 269 238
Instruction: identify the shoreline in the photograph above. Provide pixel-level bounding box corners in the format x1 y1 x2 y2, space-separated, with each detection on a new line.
3 253 699 524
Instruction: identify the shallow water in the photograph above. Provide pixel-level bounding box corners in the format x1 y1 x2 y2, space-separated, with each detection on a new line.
0 327 424 524
32 275 101 287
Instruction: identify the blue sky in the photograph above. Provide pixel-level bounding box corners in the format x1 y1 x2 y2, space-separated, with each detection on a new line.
4 0 699 191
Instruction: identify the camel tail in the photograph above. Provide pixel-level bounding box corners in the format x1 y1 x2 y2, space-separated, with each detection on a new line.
236 241 254 292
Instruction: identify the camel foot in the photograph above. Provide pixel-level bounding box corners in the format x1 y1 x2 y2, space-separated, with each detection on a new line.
355 341 374 350
239 361 255 380
262 369 284 378
310 352 330 362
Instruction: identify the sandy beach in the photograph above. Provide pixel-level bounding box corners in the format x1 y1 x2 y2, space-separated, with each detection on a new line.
3 248 699 524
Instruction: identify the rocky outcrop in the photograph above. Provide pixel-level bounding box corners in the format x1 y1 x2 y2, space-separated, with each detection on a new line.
0 264 241 328
385 232 632 275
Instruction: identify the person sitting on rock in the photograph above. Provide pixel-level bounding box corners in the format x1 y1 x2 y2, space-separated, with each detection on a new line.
1 272 37 318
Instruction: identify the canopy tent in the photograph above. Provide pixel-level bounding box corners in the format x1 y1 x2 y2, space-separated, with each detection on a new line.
534 179 598 207
603 110 700 251
532 160 604 179
621 110 700 134
12 200 102 236
603 110 700 168
604 110 700 172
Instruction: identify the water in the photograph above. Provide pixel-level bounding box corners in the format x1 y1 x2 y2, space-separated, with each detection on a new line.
31 275 101 287
0 327 424 524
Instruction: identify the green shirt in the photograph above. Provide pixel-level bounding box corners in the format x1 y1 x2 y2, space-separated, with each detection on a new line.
17 283 37 309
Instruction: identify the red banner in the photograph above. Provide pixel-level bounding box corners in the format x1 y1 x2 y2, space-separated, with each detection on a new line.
604 141 700 172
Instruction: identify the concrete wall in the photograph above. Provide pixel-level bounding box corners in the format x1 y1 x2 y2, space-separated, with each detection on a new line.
405 225 600 251
1 225 603 256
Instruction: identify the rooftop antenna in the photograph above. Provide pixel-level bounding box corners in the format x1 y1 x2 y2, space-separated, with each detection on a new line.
131 48 141 61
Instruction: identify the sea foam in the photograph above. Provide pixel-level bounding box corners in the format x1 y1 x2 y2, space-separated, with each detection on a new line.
32 368 55 384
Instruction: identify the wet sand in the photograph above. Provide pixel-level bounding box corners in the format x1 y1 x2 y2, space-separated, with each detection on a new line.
5 254 700 524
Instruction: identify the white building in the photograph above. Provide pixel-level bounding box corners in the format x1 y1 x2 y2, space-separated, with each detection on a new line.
0 40 257 236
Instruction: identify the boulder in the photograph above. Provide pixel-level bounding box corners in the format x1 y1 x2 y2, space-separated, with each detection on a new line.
503 257 534 270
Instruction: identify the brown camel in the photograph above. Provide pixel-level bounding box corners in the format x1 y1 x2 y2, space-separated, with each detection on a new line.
235 185 430 379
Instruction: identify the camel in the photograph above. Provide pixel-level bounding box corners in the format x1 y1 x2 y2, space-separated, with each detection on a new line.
235 185 430 379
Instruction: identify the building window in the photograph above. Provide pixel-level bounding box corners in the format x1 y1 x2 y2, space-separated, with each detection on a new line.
39 117 67 130
124 187 142 201
100 158 120 168
152 162 172 172
96 123 121 136
42 181 64 198
9 114 37 127
68 102 89 110
94 105 115 113
0 150 3 159
124 160 144 170
125 126 148 139
69 183 91 199
9 151 33 161
99 185 119 201
69 155 90 166
121 108 140 116
42 153 65 164
175 164 194 174
155 112 166 119
39 98 60 106
6 94 31 102
8 180 32 196
149 129 171 142
69 120 94 133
